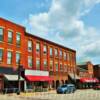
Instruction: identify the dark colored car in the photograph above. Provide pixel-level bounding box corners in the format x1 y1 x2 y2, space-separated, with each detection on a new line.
56 84 76 94
93 84 100 90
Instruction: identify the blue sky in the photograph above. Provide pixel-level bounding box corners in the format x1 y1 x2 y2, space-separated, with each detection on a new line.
0 0 100 64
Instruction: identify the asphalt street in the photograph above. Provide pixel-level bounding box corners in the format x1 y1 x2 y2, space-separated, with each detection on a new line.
0 89 100 100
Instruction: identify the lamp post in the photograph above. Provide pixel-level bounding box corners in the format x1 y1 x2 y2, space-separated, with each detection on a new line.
73 67 76 83
17 60 21 95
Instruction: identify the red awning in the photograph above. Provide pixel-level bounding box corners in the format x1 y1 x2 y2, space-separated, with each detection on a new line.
80 78 99 83
25 75 53 82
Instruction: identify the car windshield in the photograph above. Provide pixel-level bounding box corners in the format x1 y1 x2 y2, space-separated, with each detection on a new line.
61 85 67 88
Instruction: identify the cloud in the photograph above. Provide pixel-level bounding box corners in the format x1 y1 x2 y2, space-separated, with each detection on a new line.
26 0 100 64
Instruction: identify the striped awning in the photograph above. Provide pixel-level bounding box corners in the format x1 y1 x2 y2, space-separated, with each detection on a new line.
4 74 24 81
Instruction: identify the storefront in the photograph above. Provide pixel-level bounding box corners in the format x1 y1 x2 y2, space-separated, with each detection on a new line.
79 78 99 89
0 67 24 92
24 70 53 92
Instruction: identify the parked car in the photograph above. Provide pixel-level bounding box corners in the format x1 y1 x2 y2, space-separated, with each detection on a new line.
56 84 76 94
93 84 100 90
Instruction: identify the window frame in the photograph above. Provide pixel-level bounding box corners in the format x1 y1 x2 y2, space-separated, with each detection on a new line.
16 52 21 64
43 59 48 70
50 60 53 71
8 30 13 44
55 62 58 71
16 32 21 47
55 48 58 57
36 59 40 70
28 40 32 52
28 56 33 68
0 28 4 42
36 42 40 53
50 47 53 56
7 51 12 65
0 49 3 62
43 45 47 55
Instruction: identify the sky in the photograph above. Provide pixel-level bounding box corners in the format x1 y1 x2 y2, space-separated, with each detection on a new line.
0 0 100 64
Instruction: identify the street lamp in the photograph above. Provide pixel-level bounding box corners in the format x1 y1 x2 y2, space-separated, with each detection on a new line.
17 60 22 95
73 67 76 83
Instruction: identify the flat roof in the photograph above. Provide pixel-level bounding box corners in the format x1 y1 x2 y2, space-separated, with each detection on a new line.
0 17 25 29
0 17 76 52
25 32 76 52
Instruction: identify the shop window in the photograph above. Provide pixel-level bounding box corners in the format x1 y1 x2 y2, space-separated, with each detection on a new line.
0 28 4 42
7 51 12 64
0 49 3 62
8 31 13 44
28 40 32 52
28 56 33 68
16 52 20 64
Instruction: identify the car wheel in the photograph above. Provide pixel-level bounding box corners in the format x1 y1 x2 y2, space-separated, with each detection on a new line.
64 91 67 94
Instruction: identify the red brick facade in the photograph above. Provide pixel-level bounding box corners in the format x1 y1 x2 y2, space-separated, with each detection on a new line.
0 17 76 85
77 61 94 78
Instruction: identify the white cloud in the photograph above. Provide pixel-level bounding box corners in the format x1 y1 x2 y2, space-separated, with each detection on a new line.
26 0 100 64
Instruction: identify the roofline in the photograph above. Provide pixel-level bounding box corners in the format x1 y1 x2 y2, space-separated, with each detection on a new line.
25 32 76 52
94 64 100 67
0 17 25 29
0 17 76 52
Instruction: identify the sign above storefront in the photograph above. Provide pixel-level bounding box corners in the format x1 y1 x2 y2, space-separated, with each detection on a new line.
25 70 49 76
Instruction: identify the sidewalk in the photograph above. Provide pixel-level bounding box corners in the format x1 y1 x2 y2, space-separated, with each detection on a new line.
20 90 56 97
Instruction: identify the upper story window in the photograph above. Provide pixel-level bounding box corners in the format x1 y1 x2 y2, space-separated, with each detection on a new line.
67 52 70 61
64 64 67 72
36 42 40 53
43 59 47 70
50 47 53 56
16 33 21 47
50 60 53 71
8 31 13 44
55 48 58 57
64 52 66 60
60 50 62 57
0 49 3 62
36 59 40 70
16 52 20 64
55 62 58 71
28 40 32 52
0 28 4 42
28 56 33 68
43 45 47 55
7 51 12 64
60 63 63 72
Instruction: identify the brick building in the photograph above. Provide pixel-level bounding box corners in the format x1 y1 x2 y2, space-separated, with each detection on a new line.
93 64 100 80
77 61 98 89
0 17 76 92
77 61 94 78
